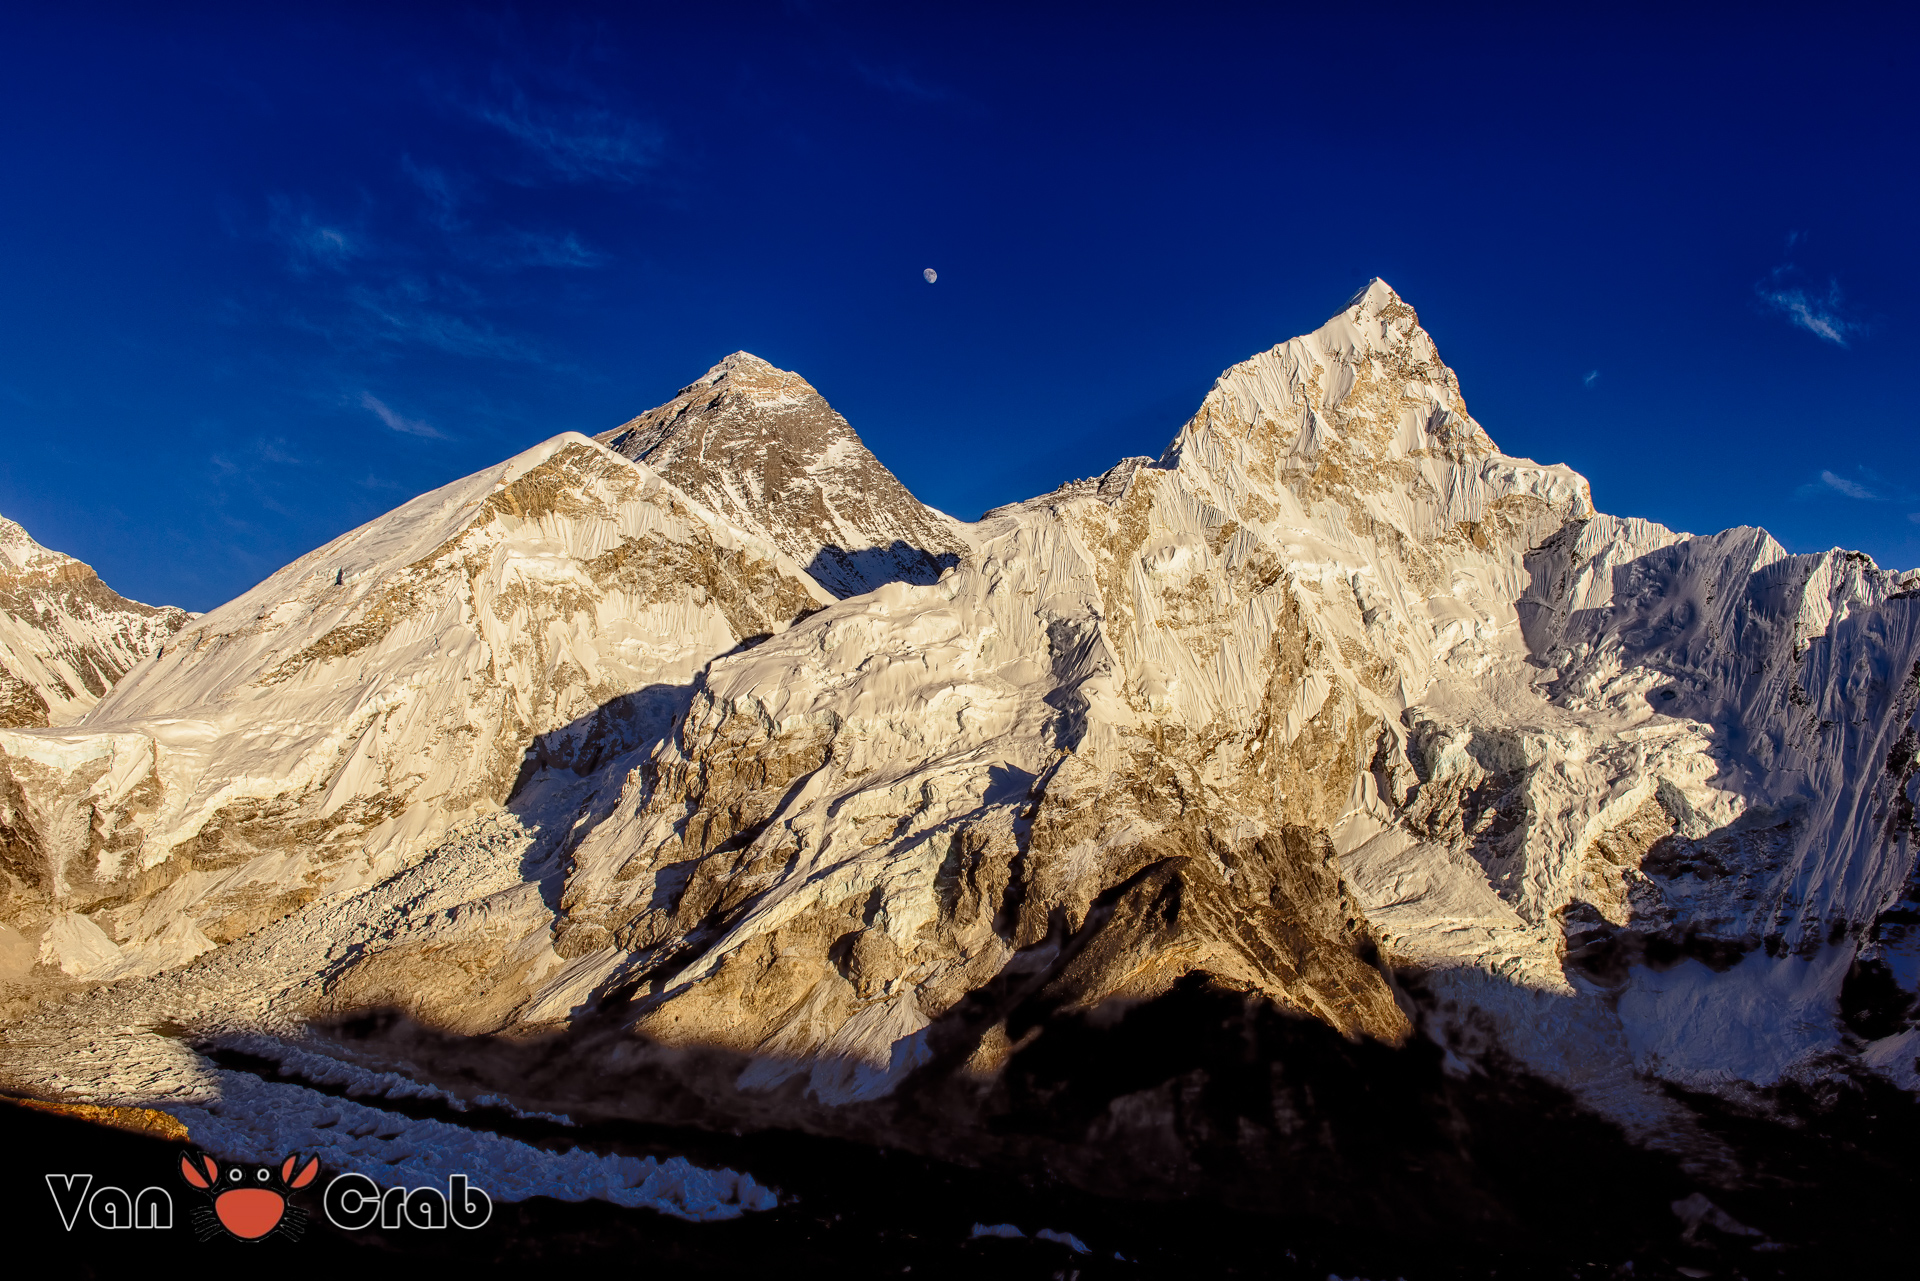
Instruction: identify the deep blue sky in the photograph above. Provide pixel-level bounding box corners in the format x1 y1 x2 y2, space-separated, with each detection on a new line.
2 4 1916 612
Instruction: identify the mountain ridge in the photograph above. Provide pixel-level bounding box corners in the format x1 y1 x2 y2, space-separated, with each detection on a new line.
0 283 1914 1245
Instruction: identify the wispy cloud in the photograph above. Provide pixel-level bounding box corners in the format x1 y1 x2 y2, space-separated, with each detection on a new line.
359 391 444 439
1818 469 1875 499
206 436 307 524
345 282 547 363
1582 370 1599 389
509 229 605 268
267 195 362 274
472 229 607 270
472 91 663 185
1795 465 1918 505
1756 240 1861 347
1909 512 1920 525
1760 280 1855 346
402 155 606 270
403 156 468 232
853 60 954 103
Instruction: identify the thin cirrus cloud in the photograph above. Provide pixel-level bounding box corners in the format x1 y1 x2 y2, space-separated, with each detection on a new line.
1795 467 1918 505
469 229 607 271
1582 370 1599 389
344 282 548 364
1755 253 1860 348
399 156 608 271
852 60 955 103
359 391 443 439
266 195 361 274
1817 469 1875 499
402 156 469 232
471 92 663 185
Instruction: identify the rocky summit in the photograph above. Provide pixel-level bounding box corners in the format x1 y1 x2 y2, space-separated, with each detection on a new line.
598 351 968 598
1 281 1916 1270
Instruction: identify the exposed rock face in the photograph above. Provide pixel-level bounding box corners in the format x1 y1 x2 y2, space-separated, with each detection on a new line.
598 352 970 598
0 514 189 728
1 283 1917 1226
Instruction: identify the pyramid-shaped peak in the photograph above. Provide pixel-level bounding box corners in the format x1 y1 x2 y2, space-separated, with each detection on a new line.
1159 279 1484 476
1332 277 1422 340
1304 277 1432 365
597 351 969 599
684 350 823 404
1345 277 1408 315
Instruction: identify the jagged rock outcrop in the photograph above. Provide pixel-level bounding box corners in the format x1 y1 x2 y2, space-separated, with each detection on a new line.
598 352 969 597
0 514 189 728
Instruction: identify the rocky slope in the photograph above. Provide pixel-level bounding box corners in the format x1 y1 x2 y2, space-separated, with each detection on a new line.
598 352 969 597
0 514 189 728
1 284 1916 1244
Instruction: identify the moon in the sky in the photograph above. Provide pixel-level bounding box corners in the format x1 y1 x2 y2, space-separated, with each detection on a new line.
923 268 937 283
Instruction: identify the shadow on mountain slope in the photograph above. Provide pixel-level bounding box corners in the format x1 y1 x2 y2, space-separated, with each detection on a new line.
244 969 1862 1277
804 541 960 598
504 680 702 911
1511 524 1920 979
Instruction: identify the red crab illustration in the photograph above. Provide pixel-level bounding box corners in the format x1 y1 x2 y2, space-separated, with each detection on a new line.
178 1151 321 1241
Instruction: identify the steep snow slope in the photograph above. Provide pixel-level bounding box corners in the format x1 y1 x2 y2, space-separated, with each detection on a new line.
0 434 826 985
598 352 970 597
0 514 188 727
1368 511 1920 1105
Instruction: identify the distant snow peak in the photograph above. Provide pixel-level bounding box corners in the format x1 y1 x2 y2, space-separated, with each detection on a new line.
0 511 187 727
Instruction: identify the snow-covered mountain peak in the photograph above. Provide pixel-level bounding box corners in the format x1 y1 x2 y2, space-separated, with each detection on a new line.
0 514 62 574
0 510 188 726
598 354 969 598
0 513 110 587
1173 279 1482 462
1142 287 1583 584
0 434 830 981
4 286 1917 1237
